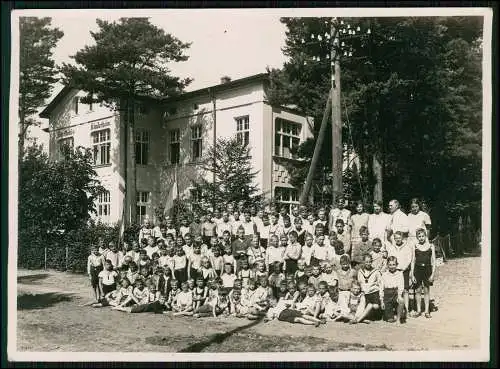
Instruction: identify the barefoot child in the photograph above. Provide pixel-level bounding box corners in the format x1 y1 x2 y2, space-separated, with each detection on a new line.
87 246 104 301
380 256 405 323
410 228 436 318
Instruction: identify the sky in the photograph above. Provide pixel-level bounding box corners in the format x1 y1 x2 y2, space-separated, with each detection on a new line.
23 11 289 148
14 7 490 149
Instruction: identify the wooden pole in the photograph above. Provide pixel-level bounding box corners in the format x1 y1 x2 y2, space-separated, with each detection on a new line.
44 247 47 270
331 19 343 206
299 92 332 205
65 246 69 271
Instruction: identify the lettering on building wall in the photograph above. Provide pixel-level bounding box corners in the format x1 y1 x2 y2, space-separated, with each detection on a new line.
56 128 74 138
91 120 111 131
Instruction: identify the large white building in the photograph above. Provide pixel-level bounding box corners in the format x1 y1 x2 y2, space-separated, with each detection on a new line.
40 73 314 225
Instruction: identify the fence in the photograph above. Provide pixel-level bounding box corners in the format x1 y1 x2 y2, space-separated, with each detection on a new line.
431 230 481 263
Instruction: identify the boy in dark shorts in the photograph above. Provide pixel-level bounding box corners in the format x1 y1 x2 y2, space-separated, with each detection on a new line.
380 256 405 324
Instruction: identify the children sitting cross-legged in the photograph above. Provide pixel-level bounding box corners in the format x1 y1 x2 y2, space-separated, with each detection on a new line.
87 277 131 308
241 278 269 320
172 281 194 316
295 283 322 319
335 280 372 324
229 288 249 318
192 277 208 310
193 278 230 318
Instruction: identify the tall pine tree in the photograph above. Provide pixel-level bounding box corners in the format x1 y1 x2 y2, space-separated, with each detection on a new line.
19 17 63 158
60 17 192 224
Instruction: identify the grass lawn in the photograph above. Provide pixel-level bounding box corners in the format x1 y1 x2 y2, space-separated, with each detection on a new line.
16 257 482 352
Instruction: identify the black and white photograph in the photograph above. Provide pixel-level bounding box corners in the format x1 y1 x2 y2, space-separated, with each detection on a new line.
7 7 492 363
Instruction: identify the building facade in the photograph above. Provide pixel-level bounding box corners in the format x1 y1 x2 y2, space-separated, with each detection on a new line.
40 74 314 225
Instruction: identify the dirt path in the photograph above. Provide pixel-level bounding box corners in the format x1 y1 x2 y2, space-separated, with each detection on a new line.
16 257 483 352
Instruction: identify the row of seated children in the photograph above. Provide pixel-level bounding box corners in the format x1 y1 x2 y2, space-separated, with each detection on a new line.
85 249 411 326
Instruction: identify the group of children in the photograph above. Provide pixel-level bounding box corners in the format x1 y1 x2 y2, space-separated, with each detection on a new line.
85 199 437 326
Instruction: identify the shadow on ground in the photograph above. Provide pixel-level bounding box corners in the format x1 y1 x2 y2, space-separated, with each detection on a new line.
177 316 265 352
17 273 50 285
18 292 74 310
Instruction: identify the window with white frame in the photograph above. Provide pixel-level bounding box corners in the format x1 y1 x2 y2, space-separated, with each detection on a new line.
274 118 301 159
235 115 250 146
135 129 150 165
169 129 180 164
57 136 74 160
274 187 299 214
97 190 111 223
191 125 203 160
91 129 111 166
136 191 150 224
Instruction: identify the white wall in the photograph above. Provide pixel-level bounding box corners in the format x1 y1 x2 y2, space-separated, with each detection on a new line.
47 89 124 225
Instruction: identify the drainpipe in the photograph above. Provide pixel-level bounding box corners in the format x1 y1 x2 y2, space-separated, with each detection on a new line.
209 87 217 211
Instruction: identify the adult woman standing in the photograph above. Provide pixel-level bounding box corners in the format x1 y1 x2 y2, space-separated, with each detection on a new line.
407 198 432 246
368 200 391 244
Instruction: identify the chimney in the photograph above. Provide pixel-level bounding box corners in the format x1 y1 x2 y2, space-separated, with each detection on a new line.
220 76 231 84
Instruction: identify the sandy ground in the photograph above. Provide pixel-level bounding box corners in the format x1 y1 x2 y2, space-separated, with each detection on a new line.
15 257 483 352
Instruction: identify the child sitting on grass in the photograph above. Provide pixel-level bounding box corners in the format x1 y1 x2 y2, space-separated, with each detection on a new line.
98 260 118 297
265 299 326 327
335 280 371 324
296 283 321 319
192 277 208 310
172 281 194 316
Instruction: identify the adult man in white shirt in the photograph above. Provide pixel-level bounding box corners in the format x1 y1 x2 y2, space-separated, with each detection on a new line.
328 196 351 233
387 199 409 241
368 200 391 243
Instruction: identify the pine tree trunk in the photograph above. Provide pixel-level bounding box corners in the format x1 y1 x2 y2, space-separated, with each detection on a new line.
373 154 383 203
126 99 137 224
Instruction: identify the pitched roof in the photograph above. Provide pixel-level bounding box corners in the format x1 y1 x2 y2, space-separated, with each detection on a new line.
38 73 269 119
39 86 73 118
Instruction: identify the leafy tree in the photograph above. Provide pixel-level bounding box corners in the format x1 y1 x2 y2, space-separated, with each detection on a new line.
19 144 105 233
60 17 192 224
190 136 260 212
19 17 63 157
268 17 483 234
18 144 106 269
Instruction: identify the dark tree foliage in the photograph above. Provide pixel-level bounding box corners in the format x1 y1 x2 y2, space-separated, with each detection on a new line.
267 16 483 233
19 17 63 157
190 136 261 213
